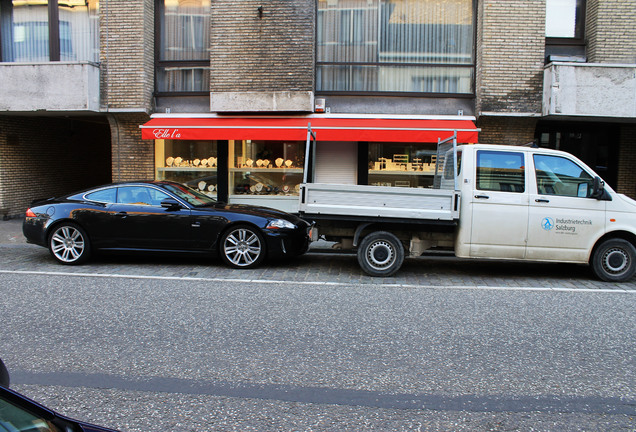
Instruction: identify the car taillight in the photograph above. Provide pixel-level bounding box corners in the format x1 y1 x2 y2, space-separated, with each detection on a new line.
25 208 36 218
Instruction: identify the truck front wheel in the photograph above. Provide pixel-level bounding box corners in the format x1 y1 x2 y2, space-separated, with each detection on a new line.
357 231 404 277
591 238 636 282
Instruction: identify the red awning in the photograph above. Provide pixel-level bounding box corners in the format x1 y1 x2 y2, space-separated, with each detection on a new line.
140 115 479 143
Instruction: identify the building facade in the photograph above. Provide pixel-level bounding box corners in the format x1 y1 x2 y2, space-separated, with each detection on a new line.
0 0 635 217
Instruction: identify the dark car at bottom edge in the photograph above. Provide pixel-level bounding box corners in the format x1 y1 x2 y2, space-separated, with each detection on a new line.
23 181 311 268
0 358 119 432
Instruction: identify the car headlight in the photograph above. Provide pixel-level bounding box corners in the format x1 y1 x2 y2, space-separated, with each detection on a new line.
267 219 296 229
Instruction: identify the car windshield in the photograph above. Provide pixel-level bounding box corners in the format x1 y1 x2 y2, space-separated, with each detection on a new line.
163 183 217 207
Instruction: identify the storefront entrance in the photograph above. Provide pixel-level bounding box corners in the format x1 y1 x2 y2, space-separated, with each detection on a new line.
142 114 480 213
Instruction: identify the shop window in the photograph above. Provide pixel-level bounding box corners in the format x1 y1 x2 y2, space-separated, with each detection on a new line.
155 140 219 198
368 143 438 188
230 141 305 197
0 0 99 62
316 0 475 94
156 0 210 94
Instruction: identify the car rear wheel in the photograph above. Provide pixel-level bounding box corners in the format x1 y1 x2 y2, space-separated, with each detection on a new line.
591 238 636 282
220 225 266 269
48 223 91 265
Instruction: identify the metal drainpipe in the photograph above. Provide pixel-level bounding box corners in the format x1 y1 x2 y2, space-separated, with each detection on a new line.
103 0 120 182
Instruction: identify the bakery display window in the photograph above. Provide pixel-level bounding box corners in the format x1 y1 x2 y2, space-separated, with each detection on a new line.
155 140 218 197
230 140 305 197
368 143 437 188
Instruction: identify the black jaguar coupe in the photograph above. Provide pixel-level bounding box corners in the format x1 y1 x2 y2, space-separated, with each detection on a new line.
23 181 311 268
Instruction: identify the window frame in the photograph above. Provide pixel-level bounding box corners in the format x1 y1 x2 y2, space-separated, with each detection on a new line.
0 0 98 62
154 0 210 96
476 150 526 193
315 0 477 97
545 0 586 46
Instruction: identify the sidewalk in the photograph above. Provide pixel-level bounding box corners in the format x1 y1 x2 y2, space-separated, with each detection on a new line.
0 219 24 244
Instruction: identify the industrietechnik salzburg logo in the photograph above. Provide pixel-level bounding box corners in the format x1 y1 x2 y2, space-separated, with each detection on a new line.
541 217 554 231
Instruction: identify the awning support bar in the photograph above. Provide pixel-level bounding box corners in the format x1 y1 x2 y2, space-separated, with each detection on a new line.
303 123 316 184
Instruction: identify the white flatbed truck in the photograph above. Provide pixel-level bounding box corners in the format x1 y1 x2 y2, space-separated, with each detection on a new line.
298 134 636 281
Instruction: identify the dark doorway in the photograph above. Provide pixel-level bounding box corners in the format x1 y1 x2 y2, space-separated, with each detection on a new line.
535 121 619 189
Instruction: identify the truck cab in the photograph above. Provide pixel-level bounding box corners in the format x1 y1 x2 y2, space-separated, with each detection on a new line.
455 144 636 282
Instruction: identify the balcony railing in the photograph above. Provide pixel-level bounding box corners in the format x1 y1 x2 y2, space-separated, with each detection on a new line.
0 62 100 113
543 62 636 119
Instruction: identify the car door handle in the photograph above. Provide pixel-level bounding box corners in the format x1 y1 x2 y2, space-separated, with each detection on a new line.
535 198 550 203
115 211 128 218
192 221 201 228
474 194 490 199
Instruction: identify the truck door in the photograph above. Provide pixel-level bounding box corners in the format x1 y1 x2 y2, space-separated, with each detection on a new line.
469 150 529 259
527 153 606 262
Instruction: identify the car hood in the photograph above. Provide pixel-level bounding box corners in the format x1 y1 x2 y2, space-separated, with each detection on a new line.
197 203 308 225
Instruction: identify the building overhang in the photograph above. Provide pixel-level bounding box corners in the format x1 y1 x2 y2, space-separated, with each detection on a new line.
141 114 479 143
543 62 636 119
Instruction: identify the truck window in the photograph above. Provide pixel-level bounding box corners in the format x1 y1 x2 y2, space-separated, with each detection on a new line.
534 154 594 197
476 151 525 193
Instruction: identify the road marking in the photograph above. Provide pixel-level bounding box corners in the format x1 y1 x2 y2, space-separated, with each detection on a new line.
11 369 636 415
0 269 634 293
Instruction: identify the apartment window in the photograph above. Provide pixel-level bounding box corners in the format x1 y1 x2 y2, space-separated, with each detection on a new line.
316 0 475 95
156 0 210 94
0 0 99 62
546 0 584 39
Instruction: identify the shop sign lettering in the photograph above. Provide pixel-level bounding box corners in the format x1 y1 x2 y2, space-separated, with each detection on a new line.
152 129 182 139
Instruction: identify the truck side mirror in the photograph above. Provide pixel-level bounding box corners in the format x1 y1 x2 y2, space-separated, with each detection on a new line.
590 177 611 200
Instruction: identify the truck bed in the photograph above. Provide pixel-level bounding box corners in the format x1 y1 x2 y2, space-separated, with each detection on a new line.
299 183 460 221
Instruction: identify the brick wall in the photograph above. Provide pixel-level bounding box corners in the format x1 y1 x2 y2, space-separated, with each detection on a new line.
617 124 636 199
0 116 111 218
476 0 545 114
109 113 154 182
476 117 539 145
586 0 636 64
210 0 314 93
100 0 154 112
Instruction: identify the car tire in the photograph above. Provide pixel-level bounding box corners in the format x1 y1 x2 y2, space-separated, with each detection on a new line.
357 231 404 277
220 225 266 269
48 223 91 265
591 238 636 282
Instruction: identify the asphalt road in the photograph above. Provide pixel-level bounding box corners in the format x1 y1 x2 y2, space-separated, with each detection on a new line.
0 223 635 431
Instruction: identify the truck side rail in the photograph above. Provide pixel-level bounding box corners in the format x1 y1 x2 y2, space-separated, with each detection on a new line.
299 183 460 221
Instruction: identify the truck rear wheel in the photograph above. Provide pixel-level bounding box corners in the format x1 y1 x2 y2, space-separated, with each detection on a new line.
591 238 636 282
357 231 404 277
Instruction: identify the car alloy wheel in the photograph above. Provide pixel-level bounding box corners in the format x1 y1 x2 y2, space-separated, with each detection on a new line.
221 225 265 269
49 223 90 265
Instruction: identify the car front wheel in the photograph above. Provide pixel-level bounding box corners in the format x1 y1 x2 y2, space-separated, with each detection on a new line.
48 223 91 265
220 225 266 269
591 238 636 282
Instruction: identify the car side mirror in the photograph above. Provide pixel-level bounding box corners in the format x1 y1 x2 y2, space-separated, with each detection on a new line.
161 198 182 210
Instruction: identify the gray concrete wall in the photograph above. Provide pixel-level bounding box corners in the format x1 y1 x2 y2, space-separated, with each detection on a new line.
0 63 100 112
